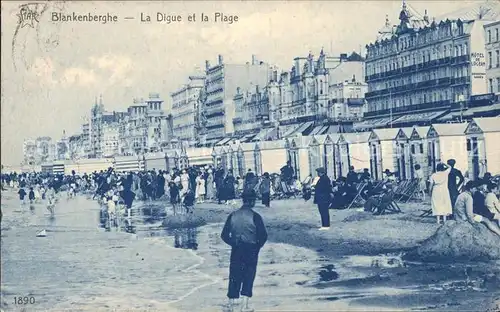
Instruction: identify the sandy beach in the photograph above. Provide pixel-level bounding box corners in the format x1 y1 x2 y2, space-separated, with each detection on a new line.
2 192 500 311
166 198 500 312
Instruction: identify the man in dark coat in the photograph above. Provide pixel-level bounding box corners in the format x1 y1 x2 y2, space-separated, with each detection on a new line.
346 166 358 186
221 190 267 311
280 161 294 184
214 164 225 204
313 167 332 229
447 159 464 207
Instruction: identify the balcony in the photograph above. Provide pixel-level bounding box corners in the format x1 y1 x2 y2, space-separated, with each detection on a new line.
233 117 242 124
205 106 225 117
451 76 471 86
363 99 451 118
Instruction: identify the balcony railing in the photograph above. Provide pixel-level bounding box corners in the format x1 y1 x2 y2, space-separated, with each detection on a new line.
363 99 451 118
365 56 455 82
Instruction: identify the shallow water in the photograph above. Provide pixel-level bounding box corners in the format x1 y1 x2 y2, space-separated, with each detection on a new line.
1 192 498 311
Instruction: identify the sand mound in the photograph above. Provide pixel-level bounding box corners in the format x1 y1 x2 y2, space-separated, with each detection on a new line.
162 214 207 229
404 221 500 262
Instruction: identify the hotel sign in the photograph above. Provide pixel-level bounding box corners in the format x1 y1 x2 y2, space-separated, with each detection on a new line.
470 51 487 95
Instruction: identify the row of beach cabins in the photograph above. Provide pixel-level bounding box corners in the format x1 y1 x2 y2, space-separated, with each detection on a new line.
11 117 500 182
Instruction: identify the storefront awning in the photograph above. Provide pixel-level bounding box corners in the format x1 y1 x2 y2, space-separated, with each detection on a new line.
439 104 500 121
282 123 302 138
354 116 396 130
242 133 258 142
286 121 314 137
391 110 447 125
309 125 329 136
216 137 232 146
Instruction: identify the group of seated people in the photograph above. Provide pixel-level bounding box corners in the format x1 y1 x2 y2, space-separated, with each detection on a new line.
456 179 500 236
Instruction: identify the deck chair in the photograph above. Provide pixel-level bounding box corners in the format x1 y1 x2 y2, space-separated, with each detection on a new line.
419 209 433 217
396 179 419 202
347 182 367 209
371 191 401 215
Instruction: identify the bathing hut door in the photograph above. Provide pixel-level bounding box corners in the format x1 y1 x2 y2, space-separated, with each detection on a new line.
409 130 423 179
339 142 350 178
426 127 441 174
237 146 245 178
290 139 300 180
308 137 321 177
227 146 235 171
324 136 335 179
465 121 487 180
368 131 382 181
211 148 218 167
395 130 409 180
254 143 263 176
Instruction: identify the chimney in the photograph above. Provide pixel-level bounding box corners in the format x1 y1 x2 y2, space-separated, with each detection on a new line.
218 54 223 65
205 60 210 70
251 54 257 65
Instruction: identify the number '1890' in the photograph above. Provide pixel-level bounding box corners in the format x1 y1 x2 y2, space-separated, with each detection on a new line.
13 296 35 304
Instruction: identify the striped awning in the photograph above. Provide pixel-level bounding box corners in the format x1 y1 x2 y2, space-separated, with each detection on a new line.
309 125 328 136
285 121 314 137
281 123 302 138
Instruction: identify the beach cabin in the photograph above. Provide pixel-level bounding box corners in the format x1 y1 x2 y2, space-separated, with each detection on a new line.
212 146 227 170
144 152 168 171
465 117 500 178
408 126 431 179
307 134 339 180
164 150 179 171
64 158 113 175
256 140 287 176
337 132 371 179
114 155 144 172
368 128 410 180
426 123 468 174
293 135 314 179
52 160 65 175
185 147 213 168
41 163 53 174
239 142 256 174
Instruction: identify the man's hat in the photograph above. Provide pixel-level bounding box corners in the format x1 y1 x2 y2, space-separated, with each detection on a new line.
316 167 326 174
241 189 257 202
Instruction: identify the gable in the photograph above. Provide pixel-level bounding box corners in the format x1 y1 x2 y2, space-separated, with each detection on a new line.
427 126 438 139
410 129 420 140
323 135 333 145
337 134 347 144
309 136 319 146
368 131 379 141
465 121 483 135
396 129 408 140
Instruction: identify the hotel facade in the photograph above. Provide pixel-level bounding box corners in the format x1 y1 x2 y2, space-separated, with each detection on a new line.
362 1 500 129
200 55 272 143
171 74 206 143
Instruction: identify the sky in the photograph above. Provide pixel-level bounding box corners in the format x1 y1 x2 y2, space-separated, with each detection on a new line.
1 0 478 166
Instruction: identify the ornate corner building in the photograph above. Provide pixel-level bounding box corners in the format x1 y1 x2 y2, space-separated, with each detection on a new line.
361 0 500 130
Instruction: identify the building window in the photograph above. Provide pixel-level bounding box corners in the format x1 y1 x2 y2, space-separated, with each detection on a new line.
497 50 500 67
497 28 499 42
489 79 494 93
488 30 491 43
497 78 500 93
489 52 493 68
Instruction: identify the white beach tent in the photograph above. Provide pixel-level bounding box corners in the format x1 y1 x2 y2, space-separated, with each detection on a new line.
464 117 500 178
426 122 468 174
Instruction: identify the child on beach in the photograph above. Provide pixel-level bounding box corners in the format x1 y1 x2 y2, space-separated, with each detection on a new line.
28 187 35 205
18 187 27 206
183 189 196 214
169 182 180 215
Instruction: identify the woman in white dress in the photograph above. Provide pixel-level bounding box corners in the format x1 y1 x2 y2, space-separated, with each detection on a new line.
196 173 206 203
180 170 190 197
429 163 452 224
